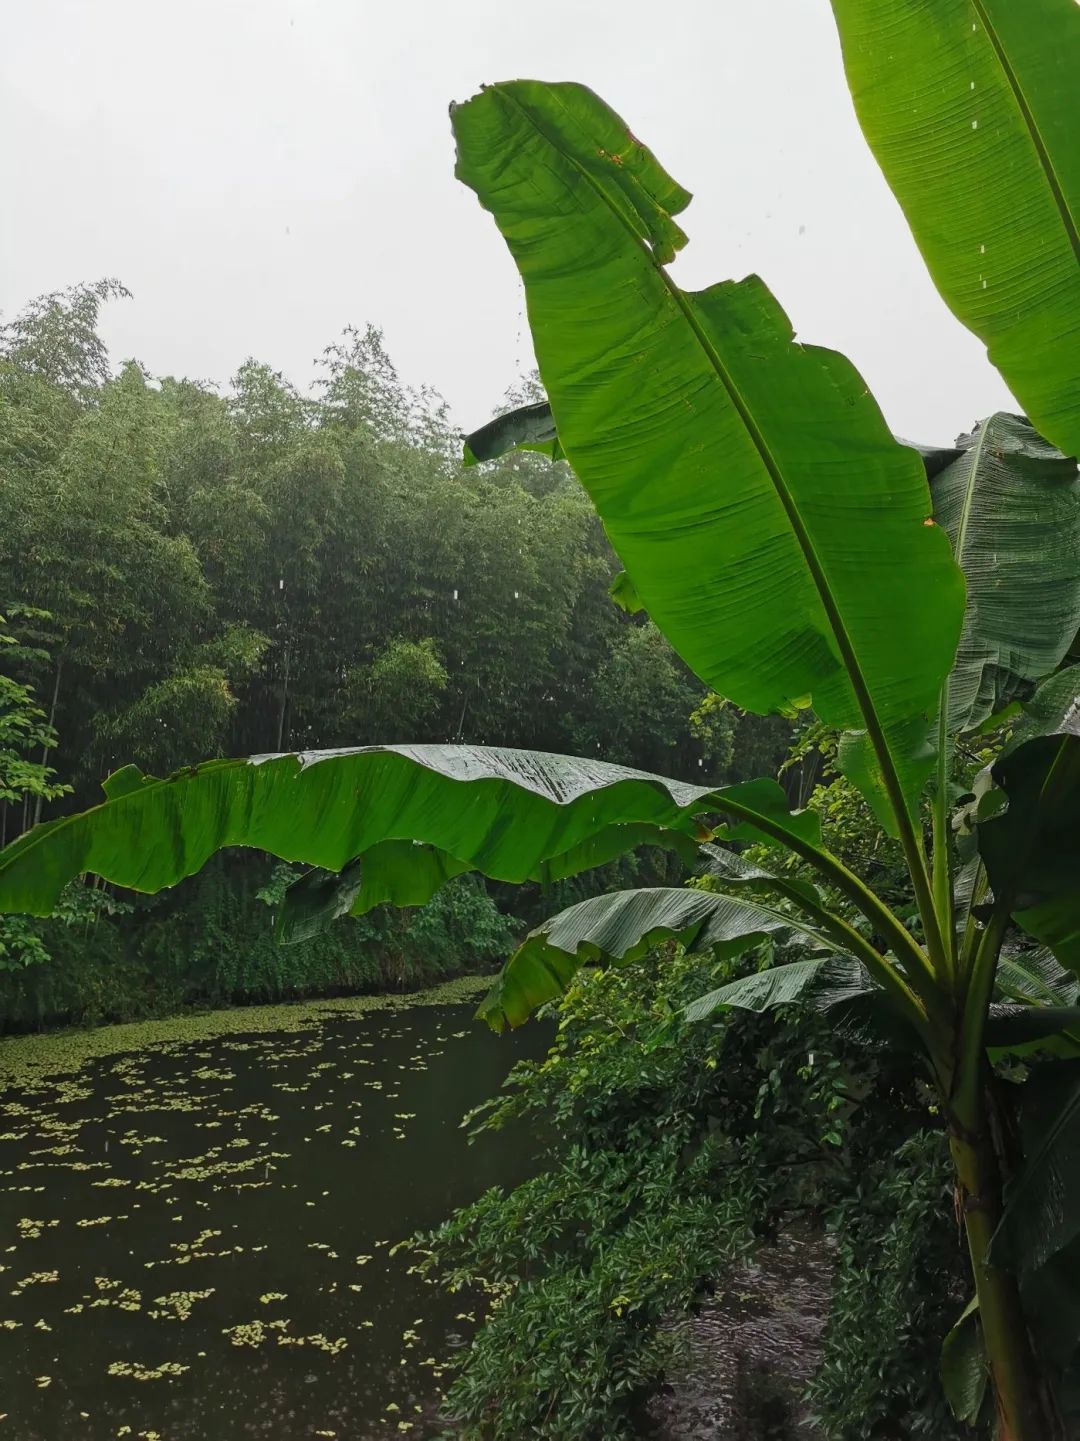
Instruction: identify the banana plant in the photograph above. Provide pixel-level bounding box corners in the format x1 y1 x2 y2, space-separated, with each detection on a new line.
1 22 1079 1437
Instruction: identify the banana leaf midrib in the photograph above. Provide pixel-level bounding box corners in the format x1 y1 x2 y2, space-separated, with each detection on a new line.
971 0 1080 263
497 83 912 836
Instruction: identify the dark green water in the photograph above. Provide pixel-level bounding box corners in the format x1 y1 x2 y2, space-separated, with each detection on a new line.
0 984 545 1440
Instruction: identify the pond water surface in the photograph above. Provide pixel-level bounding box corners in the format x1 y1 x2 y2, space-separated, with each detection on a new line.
0 980 544 1440
1 979 827 1441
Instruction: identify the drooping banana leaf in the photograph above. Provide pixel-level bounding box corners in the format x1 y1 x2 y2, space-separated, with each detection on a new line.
277 823 703 944
1004 662 1080 755
939 1298 988 1426
953 853 983 941
997 947 1079 1008
683 955 873 1024
996 1061 1080 1276
608 570 645 616
465 400 963 485
701 842 821 909
478 883 841 1031
984 1004 1080 1051
977 670 1080 970
985 946 1080 1058
1015 1235 1080 1430
829 0 1080 460
897 436 963 481
931 413 1080 733
0 745 823 918
463 400 563 465
451 81 964 835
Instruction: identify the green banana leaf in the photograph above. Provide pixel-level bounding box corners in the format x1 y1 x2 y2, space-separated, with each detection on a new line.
0 745 825 918
1015 1235 1080 1429
932 414 1080 733
977 669 1080 970
996 1061 1080 1276
451 81 964 833
463 400 563 464
985 1004 1080 1050
608 570 645 616
477 883 840 1032
464 401 1080 747
940 1297 987 1425
464 402 964 485
277 823 703 944
987 945 1080 1057
683 955 874 1024
701 842 821 909
996 947 1079 1008
829 0 1080 459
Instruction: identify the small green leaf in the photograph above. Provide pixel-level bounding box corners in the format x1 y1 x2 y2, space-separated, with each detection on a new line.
608 571 644 616
939 1296 986 1424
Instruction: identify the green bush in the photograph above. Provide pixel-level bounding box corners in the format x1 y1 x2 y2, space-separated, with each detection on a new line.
0 862 520 1031
415 946 971 1440
808 1128 969 1440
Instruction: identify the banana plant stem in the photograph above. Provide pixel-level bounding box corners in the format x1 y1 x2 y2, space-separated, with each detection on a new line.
949 1100 1043 1441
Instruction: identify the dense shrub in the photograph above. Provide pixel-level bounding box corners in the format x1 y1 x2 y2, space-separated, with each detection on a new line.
0 862 520 1031
414 945 970 1441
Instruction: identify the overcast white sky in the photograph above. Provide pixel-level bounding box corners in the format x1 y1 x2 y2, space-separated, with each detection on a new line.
1 0 1015 443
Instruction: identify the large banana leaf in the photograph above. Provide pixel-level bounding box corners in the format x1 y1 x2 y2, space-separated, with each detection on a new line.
829 0 1080 459
932 413 1080 732
0 745 822 917
997 1061 1080 1276
276 824 703 944
997 947 1079 1008
466 400 1080 744
466 399 963 483
977 669 1080 969
451 81 964 831
478 883 840 1031
683 955 877 1026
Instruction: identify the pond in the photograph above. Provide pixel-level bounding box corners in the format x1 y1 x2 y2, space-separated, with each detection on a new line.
0 976 828 1441
0 978 545 1440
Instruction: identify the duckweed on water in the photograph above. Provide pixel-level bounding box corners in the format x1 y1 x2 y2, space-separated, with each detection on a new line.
0 975 490 1086
0 980 543 1439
